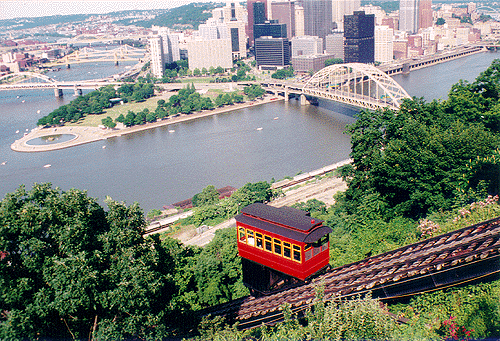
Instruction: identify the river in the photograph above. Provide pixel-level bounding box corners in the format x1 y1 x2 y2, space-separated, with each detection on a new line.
0 51 498 212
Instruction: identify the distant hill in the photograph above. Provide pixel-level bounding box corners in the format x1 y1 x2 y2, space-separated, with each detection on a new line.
361 0 399 13
0 14 91 30
0 2 224 32
120 2 223 30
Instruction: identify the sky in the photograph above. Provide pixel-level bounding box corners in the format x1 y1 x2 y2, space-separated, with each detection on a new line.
0 0 212 20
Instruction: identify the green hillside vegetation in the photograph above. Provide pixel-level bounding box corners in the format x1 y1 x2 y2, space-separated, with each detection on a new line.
2 61 500 339
127 3 221 30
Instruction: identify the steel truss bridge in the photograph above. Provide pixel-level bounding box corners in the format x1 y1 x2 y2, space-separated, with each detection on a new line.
0 72 122 97
261 63 411 111
58 45 146 64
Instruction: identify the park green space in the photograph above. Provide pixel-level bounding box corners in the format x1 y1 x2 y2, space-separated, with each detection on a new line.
65 95 160 127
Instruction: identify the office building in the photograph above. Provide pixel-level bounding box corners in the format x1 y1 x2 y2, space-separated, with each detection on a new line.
187 38 233 70
344 11 374 63
211 2 248 59
400 0 418 33
248 0 268 45
254 20 288 41
255 36 290 67
292 53 334 73
332 0 361 29
149 35 164 78
419 0 433 30
271 1 296 38
325 31 344 60
152 26 181 65
295 5 305 36
291 35 323 56
301 0 333 40
375 25 393 63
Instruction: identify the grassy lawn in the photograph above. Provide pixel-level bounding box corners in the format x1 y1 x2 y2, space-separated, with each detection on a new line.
180 77 216 83
66 96 161 127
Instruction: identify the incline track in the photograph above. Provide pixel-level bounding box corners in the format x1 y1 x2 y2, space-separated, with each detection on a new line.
202 217 500 329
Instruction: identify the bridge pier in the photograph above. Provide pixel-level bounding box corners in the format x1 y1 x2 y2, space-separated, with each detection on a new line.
54 88 63 98
74 87 82 96
284 88 289 102
300 94 310 106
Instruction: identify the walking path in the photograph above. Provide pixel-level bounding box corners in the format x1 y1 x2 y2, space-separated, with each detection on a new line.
11 96 281 153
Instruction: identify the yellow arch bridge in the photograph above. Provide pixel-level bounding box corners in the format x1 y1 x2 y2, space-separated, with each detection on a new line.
261 63 411 111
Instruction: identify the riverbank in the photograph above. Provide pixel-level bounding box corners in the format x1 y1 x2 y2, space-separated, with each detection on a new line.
10 95 283 152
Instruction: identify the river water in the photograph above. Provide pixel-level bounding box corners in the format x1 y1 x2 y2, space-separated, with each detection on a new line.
0 52 498 212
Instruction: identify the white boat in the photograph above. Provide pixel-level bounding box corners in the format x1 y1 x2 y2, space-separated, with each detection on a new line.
256 127 263 131
169 130 175 133
274 117 279 120
37 110 41 114
1 161 6 166
43 164 51 168
102 146 106 149
15 130 19 134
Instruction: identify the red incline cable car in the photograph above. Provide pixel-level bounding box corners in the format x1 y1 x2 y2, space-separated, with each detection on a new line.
236 203 332 294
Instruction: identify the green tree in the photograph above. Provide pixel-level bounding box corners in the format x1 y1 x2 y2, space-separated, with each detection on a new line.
436 17 446 25
101 116 116 128
192 185 220 207
325 57 344 66
0 184 178 340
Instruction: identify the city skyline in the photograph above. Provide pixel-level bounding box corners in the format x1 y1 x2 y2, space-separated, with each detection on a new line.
0 0 212 20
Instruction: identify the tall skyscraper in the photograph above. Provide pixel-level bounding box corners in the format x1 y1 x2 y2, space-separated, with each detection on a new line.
149 35 165 78
248 0 268 46
254 20 288 41
271 1 296 38
332 0 361 29
399 0 418 33
295 5 305 36
325 31 344 60
211 2 247 59
344 11 374 64
375 25 393 63
255 36 290 67
301 0 333 41
418 0 433 30
291 36 323 56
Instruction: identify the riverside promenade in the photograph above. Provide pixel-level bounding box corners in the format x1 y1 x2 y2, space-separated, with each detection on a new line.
11 95 282 153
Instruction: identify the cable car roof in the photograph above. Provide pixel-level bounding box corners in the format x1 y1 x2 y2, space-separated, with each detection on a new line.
236 203 332 243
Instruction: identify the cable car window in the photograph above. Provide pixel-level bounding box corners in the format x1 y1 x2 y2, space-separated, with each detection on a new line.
305 248 313 261
293 245 301 262
264 236 272 252
247 230 255 246
321 236 329 252
273 239 282 255
238 227 246 243
256 233 263 249
283 242 291 259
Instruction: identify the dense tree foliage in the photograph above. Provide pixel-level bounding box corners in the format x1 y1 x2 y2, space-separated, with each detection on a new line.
325 58 344 67
37 83 154 127
343 60 500 219
129 3 216 30
271 67 294 80
243 84 266 100
0 184 179 339
186 182 281 227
